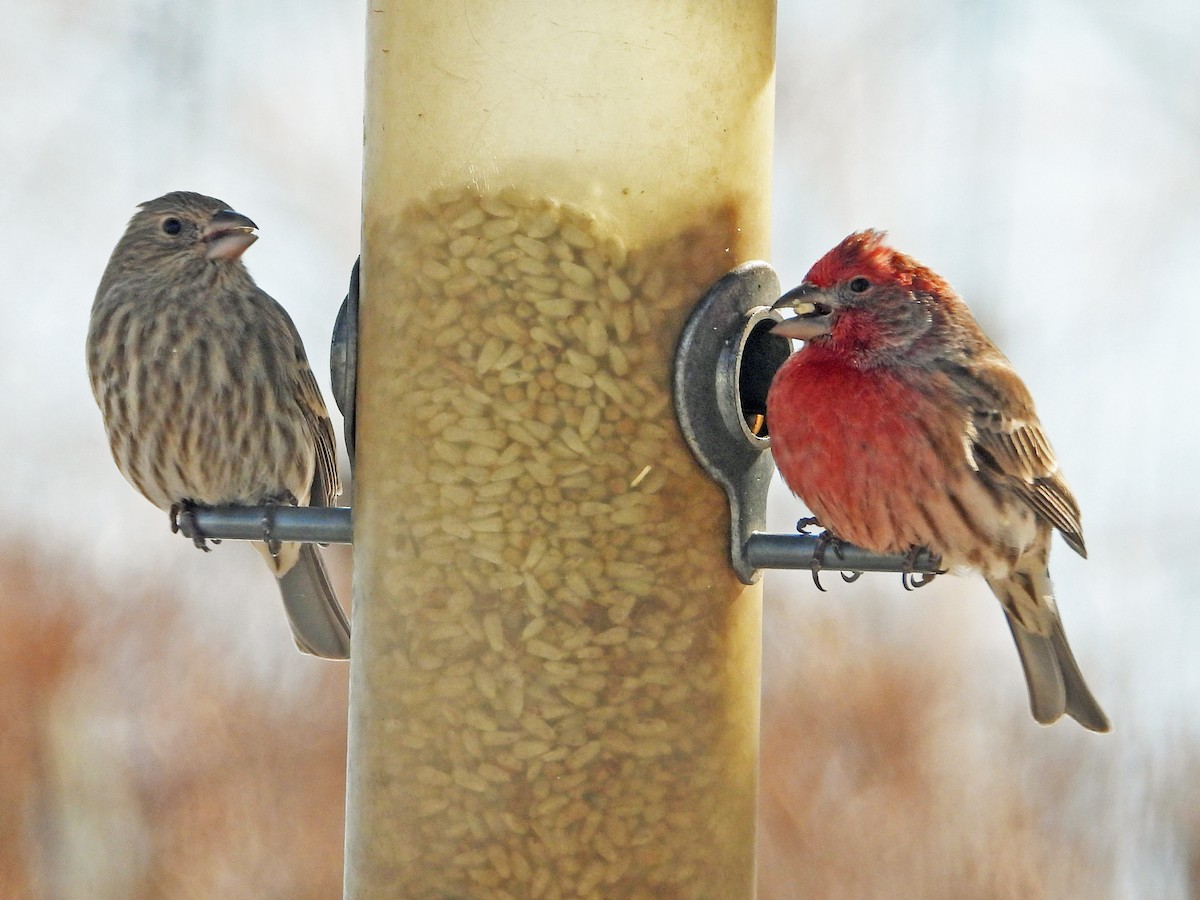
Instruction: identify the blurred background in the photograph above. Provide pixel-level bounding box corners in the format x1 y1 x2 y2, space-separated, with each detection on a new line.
2 1 1197 897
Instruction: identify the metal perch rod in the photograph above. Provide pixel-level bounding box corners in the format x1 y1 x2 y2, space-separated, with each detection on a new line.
183 506 938 575
184 506 353 545
743 532 940 574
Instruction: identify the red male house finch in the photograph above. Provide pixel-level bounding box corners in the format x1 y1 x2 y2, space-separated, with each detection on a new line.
767 230 1107 731
86 191 351 660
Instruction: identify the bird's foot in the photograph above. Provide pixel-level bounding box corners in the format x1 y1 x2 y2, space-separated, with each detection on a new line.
170 501 215 551
809 530 862 592
900 546 943 591
259 491 299 561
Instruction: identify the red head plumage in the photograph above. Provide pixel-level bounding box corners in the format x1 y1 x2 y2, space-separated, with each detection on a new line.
804 229 950 297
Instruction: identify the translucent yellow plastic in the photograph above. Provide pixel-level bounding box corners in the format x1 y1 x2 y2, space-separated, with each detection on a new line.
348 3 775 897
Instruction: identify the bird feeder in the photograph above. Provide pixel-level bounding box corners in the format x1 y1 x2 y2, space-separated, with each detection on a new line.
348 2 774 896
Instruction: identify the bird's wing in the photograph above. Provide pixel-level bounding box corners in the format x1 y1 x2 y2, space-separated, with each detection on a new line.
960 357 1086 558
268 290 340 507
296 358 340 507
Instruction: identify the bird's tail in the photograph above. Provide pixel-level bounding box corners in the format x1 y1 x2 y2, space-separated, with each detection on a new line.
276 543 351 660
988 564 1108 733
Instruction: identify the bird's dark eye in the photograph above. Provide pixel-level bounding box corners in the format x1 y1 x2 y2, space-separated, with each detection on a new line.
162 218 183 236
849 277 870 293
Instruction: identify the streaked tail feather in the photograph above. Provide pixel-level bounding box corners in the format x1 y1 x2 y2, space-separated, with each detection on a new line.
277 543 351 660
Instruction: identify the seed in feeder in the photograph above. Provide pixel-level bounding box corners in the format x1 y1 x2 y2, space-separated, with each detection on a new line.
359 185 750 897
559 259 595 287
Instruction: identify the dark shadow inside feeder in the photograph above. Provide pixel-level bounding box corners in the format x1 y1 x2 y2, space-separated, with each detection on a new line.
737 319 792 439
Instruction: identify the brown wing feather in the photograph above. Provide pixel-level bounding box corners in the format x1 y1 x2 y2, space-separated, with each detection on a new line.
296 359 340 507
958 355 1086 558
266 289 340 508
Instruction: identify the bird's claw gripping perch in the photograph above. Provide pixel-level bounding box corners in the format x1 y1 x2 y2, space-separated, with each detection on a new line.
804 526 863 592
261 508 282 560
900 546 943 591
171 501 215 551
797 518 831 591
259 491 299 560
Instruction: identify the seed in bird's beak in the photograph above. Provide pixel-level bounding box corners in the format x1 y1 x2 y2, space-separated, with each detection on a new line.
794 300 832 318
769 294 834 341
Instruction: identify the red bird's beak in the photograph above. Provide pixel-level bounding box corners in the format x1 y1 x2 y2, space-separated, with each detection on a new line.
203 209 259 260
770 284 833 341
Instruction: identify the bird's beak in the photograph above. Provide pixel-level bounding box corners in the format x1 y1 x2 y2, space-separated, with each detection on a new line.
770 283 834 341
203 209 259 260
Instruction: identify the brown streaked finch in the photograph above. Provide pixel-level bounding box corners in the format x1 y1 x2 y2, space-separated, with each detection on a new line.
767 230 1107 732
86 191 351 660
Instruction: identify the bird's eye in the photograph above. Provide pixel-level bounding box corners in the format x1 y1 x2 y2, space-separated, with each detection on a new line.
162 218 183 236
849 277 870 293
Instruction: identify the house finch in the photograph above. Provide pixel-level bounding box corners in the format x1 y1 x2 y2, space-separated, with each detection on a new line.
86 191 351 660
767 230 1107 732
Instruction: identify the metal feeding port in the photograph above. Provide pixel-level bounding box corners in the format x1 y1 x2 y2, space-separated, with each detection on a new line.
673 262 788 583
673 261 942 586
